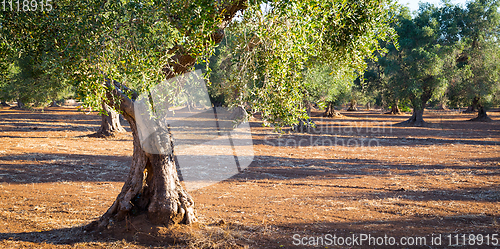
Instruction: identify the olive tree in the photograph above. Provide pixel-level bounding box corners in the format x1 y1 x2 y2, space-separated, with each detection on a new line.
1 0 396 228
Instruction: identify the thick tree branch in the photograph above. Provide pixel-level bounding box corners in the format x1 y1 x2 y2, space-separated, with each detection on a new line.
104 78 136 119
163 0 248 79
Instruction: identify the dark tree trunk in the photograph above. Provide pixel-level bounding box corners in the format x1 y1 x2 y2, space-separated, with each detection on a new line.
397 84 432 126
470 105 492 122
49 100 60 107
385 100 401 115
323 102 341 117
391 104 401 114
464 97 479 113
95 103 125 137
16 100 25 109
398 108 426 126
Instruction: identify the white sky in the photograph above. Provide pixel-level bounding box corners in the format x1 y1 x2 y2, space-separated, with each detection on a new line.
397 0 469 12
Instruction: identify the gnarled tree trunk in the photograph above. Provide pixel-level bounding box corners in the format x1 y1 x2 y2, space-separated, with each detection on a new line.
401 109 426 126
470 105 492 122
95 103 125 137
323 102 341 117
347 99 357 111
88 80 196 230
464 96 479 113
397 83 433 126
385 100 401 115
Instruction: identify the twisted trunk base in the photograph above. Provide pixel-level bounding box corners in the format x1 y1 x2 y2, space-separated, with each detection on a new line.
396 109 427 127
347 99 357 111
93 103 126 137
49 100 60 107
323 102 341 117
88 113 196 230
470 107 492 122
385 101 401 115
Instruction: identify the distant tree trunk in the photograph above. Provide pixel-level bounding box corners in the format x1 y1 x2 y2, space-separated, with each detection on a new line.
464 97 479 113
397 84 433 126
347 99 357 111
49 100 60 107
470 105 492 122
365 102 371 110
401 108 426 126
323 102 341 117
305 100 313 117
385 100 401 115
437 102 448 110
16 99 25 109
391 104 401 114
95 103 125 137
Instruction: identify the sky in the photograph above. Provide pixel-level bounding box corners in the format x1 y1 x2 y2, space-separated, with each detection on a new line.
397 0 469 12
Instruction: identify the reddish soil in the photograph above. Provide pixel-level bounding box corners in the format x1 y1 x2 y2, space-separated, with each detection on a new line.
0 106 499 248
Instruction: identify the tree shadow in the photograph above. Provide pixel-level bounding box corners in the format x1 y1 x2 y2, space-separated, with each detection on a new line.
0 153 130 183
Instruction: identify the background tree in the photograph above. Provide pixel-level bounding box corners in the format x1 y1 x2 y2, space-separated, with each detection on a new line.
448 0 500 121
372 3 460 126
0 8 76 109
303 64 354 117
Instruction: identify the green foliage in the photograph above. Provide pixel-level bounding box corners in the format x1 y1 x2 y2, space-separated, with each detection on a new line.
218 0 397 128
365 3 461 113
448 0 500 109
303 64 354 108
0 8 74 106
1 0 396 129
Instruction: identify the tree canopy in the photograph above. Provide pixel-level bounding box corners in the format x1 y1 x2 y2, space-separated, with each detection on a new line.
1 0 396 126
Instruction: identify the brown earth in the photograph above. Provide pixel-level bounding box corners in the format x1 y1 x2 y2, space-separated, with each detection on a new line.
0 106 499 248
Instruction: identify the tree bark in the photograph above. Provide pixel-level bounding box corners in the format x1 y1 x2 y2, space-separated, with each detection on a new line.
95 103 125 137
323 102 341 117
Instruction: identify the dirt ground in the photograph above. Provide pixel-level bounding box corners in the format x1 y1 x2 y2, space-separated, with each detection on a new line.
0 106 499 248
